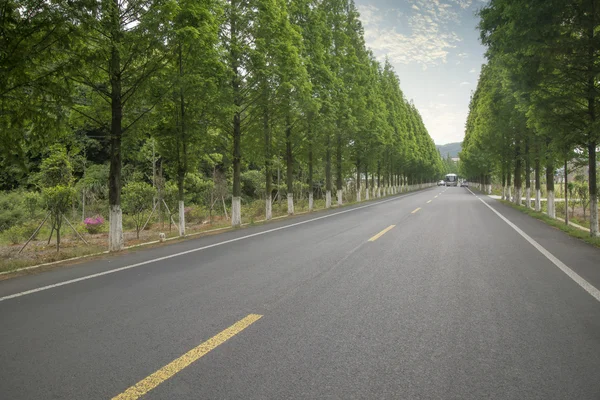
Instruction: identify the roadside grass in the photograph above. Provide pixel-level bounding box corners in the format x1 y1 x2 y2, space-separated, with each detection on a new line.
0 245 107 276
498 200 600 248
0 187 429 277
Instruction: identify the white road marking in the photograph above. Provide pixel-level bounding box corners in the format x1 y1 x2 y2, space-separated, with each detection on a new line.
468 188 600 302
0 190 428 302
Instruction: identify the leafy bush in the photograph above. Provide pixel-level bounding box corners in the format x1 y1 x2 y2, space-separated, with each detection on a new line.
0 191 25 232
185 204 209 224
241 170 264 199
3 225 25 245
23 192 42 218
184 173 213 205
84 215 105 234
122 181 155 238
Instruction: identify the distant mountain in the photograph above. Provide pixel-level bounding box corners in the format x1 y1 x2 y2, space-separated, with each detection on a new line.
436 142 462 158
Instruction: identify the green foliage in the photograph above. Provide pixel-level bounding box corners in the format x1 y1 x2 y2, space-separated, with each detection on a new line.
36 145 73 188
3 225 26 245
184 173 214 205
23 192 42 218
241 170 265 199
122 181 156 238
42 186 76 217
0 191 26 232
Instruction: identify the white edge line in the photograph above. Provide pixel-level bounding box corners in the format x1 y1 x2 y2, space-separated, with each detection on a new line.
468 188 600 302
0 190 426 302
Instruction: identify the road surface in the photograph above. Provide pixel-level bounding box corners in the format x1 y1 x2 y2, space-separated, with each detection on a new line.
1 187 599 399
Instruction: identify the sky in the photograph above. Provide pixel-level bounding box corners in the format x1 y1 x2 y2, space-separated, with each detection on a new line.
355 0 488 145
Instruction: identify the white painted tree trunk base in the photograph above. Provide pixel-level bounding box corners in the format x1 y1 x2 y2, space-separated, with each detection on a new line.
308 193 314 212
287 193 294 215
535 189 541 211
502 186 506 201
590 195 599 237
525 188 531 209
337 189 343 206
515 188 522 206
365 189 369 200
487 184 492 195
108 205 124 252
357 190 361 202
266 194 272 220
231 197 241 227
547 191 555 219
178 200 186 236
508 187 512 202
326 190 332 208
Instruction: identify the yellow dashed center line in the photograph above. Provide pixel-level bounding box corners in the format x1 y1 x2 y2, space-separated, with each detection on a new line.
434 195 438 198
112 314 263 400
427 200 432 204
411 207 421 214
368 225 396 242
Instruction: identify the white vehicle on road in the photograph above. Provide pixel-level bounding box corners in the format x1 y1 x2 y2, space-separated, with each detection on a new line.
444 173 458 187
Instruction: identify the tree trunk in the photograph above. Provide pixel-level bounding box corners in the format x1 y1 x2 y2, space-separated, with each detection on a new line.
514 144 522 206
230 3 242 227
177 44 187 237
535 157 541 211
377 161 381 198
108 4 124 252
336 129 342 206
589 142 599 236
564 159 569 226
506 171 512 202
501 166 506 201
308 125 313 212
365 164 369 200
546 157 555 219
264 105 272 220
326 133 332 208
356 158 361 202
525 143 531 208
286 115 294 215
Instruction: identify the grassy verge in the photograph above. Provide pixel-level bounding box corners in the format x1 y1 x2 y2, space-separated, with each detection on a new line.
0 188 427 276
498 200 600 248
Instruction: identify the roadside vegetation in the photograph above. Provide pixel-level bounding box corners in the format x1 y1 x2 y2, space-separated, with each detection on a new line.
460 0 600 238
1 0 448 269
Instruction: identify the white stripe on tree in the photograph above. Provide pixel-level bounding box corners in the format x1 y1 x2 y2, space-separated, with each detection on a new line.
108 205 123 252
231 196 241 227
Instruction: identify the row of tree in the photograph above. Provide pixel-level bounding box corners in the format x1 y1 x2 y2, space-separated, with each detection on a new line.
2 0 444 251
460 0 600 237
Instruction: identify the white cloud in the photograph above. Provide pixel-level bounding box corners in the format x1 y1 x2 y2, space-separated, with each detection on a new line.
469 68 477 73
358 2 463 68
457 52 468 58
420 106 468 144
459 81 470 86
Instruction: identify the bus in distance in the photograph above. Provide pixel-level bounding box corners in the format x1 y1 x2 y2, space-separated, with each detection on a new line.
444 173 458 187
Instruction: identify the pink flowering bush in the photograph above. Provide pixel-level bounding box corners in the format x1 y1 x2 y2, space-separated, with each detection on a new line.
84 215 104 234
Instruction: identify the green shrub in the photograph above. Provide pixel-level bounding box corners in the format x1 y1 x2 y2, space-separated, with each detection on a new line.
23 192 42 218
3 225 25 244
122 181 155 238
242 200 265 220
0 190 26 232
186 204 209 223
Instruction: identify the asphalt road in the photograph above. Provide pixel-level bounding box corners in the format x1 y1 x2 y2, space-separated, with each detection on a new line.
1 187 599 400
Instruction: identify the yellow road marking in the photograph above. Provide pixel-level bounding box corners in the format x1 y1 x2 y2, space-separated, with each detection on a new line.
434 195 438 198
112 314 263 400
411 207 421 214
427 200 432 204
368 225 396 242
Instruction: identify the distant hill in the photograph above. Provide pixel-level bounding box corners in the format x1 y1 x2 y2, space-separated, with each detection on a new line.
436 142 462 158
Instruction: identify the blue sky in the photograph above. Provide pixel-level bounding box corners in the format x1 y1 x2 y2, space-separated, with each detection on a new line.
355 0 488 145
